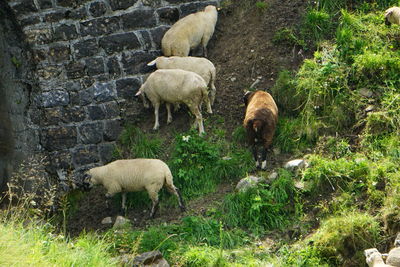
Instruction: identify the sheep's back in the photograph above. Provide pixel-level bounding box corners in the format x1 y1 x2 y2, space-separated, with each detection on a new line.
244 91 278 125
143 69 207 103
103 159 170 192
156 56 215 84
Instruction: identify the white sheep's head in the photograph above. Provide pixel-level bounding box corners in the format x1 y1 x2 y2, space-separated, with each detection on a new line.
80 171 96 192
364 248 384 267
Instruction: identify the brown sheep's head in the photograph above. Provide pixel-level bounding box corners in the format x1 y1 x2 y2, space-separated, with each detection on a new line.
243 91 255 106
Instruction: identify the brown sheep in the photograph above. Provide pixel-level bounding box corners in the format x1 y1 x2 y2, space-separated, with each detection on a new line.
243 90 278 170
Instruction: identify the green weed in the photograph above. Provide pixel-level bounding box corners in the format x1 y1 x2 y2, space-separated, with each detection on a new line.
222 169 298 233
309 212 382 265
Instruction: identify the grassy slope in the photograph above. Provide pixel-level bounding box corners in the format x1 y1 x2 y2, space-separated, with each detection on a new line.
2 0 400 266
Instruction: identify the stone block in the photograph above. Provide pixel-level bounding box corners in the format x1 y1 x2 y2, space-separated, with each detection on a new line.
138 30 152 51
40 90 69 108
180 1 217 17
85 57 105 76
109 0 138 11
44 10 67 22
78 122 103 144
157 7 180 24
80 17 120 37
89 1 107 17
116 77 141 100
72 145 100 166
87 105 105 120
49 44 70 62
57 0 87 8
73 38 98 59
11 0 38 15
64 80 82 92
63 106 87 122
103 119 122 141
49 150 73 170
54 24 78 41
99 142 116 163
40 126 77 151
25 27 53 45
121 51 156 75
91 82 117 103
38 0 53 9
99 32 141 55
66 61 85 79
106 56 121 78
103 102 120 118
149 26 169 50
20 16 41 27
37 65 63 80
66 6 87 20
121 9 156 30
32 47 48 63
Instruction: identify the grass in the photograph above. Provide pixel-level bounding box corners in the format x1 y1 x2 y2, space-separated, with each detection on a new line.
0 219 117 266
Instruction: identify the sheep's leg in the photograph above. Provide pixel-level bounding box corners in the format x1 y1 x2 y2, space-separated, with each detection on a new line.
252 145 260 169
210 86 216 106
147 190 159 218
166 103 173 124
153 102 160 130
140 93 150 109
105 192 115 210
261 148 267 170
121 192 127 214
188 105 205 135
166 185 186 212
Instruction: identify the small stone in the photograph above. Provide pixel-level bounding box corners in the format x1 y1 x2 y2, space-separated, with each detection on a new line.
113 216 130 228
284 159 309 171
236 175 264 192
132 250 169 267
273 148 281 155
230 77 236 82
101 217 113 224
365 105 375 113
294 181 305 190
359 88 373 98
268 171 278 180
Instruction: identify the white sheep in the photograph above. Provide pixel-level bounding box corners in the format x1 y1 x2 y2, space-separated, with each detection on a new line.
161 5 218 57
147 56 217 106
135 69 212 135
385 7 400 26
84 159 186 218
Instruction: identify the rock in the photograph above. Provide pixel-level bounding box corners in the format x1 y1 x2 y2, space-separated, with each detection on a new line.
101 217 112 225
387 247 400 266
236 175 264 192
268 171 278 181
365 105 375 113
359 88 373 98
113 216 130 228
294 181 305 190
284 159 309 172
133 250 169 267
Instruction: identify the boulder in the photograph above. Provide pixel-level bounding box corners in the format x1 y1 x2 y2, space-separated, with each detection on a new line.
236 175 264 192
133 250 169 267
113 216 130 228
284 159 308 172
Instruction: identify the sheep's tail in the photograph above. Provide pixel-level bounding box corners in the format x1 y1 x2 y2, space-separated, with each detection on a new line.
164 170 186 212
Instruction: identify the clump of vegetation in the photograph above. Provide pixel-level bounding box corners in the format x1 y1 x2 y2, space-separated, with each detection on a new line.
114 124 163 159
169 129 254 199
309 212 382 266
222 169 299 233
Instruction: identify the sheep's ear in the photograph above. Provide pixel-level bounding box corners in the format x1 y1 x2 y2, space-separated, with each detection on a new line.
243 91 254 106
147 59 157 66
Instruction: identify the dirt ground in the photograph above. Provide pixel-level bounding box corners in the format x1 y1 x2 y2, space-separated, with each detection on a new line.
67 0 310 235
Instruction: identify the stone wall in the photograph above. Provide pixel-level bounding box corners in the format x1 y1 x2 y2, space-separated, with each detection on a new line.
3 0 219 181
0 1 39 190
